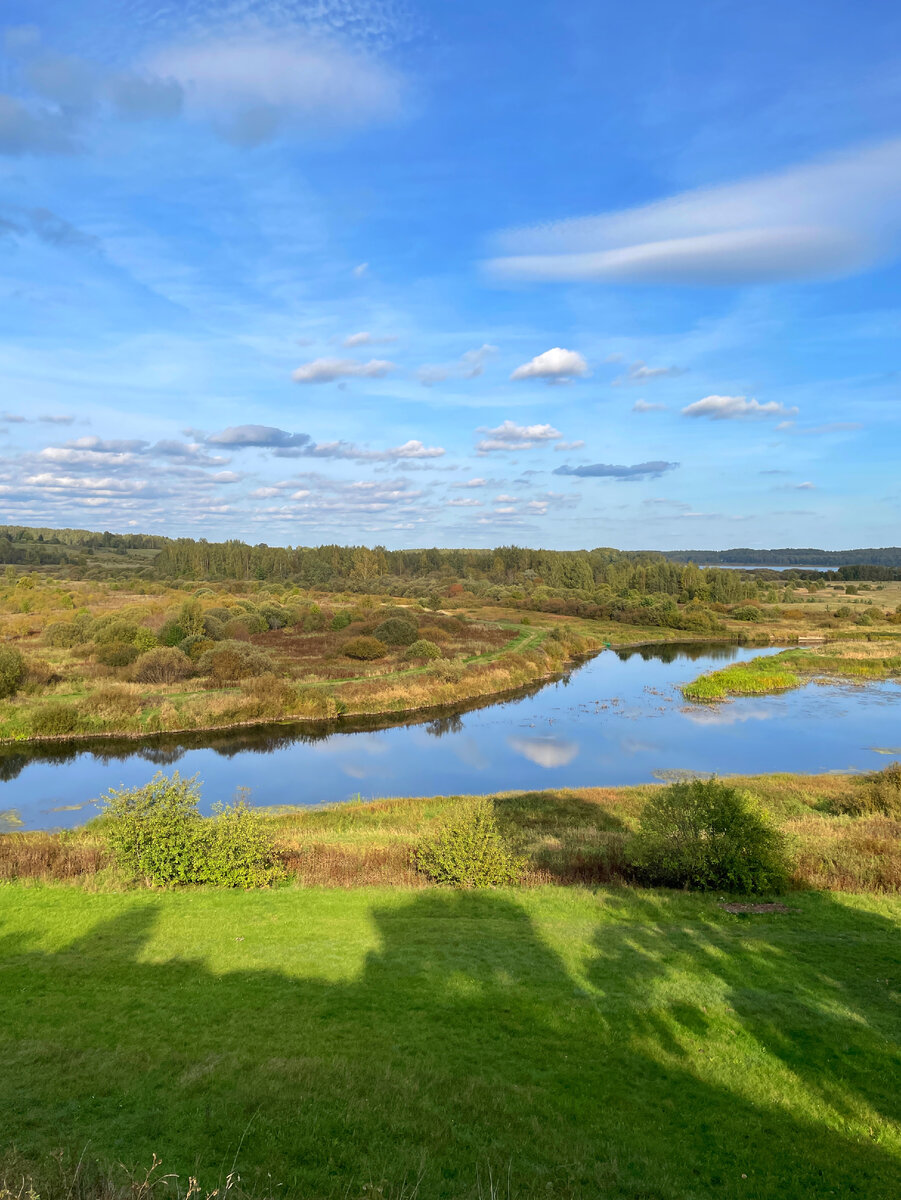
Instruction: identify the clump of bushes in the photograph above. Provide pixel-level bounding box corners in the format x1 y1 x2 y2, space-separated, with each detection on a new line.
197 640 275 683
96 642 140 668
731 605 764 622
414 797 524 887
373 617 418 646
0 645 26 699
132 647 194 684
834 762 901 819
627 778 790 893
29 703 81 737
100 772 280 887
429 657 467 684
406 638 442 661
343 636 387 661
331 610 352 631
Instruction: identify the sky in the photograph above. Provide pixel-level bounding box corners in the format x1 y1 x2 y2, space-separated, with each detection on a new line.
1 0 900 551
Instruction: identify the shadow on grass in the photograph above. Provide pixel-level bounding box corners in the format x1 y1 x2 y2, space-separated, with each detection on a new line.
0 888 898 1199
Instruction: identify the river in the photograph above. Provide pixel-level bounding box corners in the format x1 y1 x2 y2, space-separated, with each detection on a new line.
2 641 900 831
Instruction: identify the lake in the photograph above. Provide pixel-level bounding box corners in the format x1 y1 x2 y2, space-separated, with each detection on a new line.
3 641 900 831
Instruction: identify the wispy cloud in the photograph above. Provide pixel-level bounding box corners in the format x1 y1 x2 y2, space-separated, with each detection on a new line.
417 344 498 386
554 460 678 480
487 138 901 285
292 358 395 383
612 360 685 385
681 395 798 421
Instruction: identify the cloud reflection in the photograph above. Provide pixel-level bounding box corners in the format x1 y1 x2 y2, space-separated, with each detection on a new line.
508 736 579 768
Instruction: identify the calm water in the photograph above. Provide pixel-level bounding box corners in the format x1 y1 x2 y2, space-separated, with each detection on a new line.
3 642 900 831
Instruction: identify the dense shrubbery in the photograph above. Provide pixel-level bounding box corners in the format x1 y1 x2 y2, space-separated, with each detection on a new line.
132 647 194 684
835 762 901 819
628 779 789 893
731 604 765 621
343 636 387 660
414 797 524 887
406 638 442 661
29 703 81 736
100 772 280 887
373 617 418 646
197 640 275 683
0 646 27 698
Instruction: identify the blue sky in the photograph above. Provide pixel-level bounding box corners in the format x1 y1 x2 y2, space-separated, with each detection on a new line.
1 0 899 550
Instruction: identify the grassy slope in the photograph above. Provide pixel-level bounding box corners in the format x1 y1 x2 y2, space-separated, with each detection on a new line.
1 886 898 1199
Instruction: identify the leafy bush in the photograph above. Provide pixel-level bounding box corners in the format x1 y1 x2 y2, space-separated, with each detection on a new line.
414 798 524 887
731 605 764 622
429 657 467 684
132 647 194 684
239 672 298 713
177 634 213 660
331 610 352 631
406 638 442 661
374 617 418 646
157 620 187 647
43 621 80 648
29 703 81 737
100 772 280 887
221 618 251 641
343 636 387 661
0 645 27 698
628 779 789 894
132 626 158 652
96 641 140 668
197 640 275 683
94 619 139 645
201 615 224 641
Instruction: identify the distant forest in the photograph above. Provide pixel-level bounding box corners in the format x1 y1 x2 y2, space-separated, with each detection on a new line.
1 525 900 584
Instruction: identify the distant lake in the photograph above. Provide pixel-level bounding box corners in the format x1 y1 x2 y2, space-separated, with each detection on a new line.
2 641 899 832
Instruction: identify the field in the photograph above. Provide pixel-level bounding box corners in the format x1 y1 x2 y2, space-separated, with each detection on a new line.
1 885 899 1200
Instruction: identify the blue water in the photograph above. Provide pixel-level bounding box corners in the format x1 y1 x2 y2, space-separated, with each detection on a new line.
2 642 900 831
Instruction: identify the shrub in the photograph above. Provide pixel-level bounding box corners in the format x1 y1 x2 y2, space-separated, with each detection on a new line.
414 797 524 887
406 638 442 661
258 602 291 629
96 641 140 668
0 645 26 698
201 615 224 641
628 779 790 894
100 772 208 885
157 620 187 647
222 618 251 641
81 685 143 719
239 672 298 713
374 617 418 646
835 762 901 820
429 657 467 684
177 634 213 660
100 772 280 887
43 621 80 648
331 610 352 631
132 626 158 652
94 619 139 645
197 640 275 683
343 636 387 661
132 647 194 684
731 605 764 622
29 703 81 737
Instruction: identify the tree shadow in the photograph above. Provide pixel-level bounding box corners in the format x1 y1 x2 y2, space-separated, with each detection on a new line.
0 887 898 1198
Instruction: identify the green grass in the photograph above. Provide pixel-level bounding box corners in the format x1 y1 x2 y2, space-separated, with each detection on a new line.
1 886 899 1198
682 643 901 701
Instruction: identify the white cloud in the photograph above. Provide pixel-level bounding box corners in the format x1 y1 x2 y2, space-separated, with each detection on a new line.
476 420 564 452
494 493 518 502
342 331 397 347
682 395 799 421
633 399 667 413
452 477 487 488
148 36 402 146
612 360 685 385
510 347 588 382
447 497 483 507
508 736 579 768
553 440 585 451
292 357 394 383
487 138 901 285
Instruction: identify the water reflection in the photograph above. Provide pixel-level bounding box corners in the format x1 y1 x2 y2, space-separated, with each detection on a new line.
2 641 900 830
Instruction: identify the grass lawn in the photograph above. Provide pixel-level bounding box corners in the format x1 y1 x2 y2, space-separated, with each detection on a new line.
1 886 899 1198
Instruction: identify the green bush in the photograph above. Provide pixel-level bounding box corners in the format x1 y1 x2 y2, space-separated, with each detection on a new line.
29 703 81 737
414 797 524 887
132 647 194 684
197 640 275 683
343 636 387 661
406 638 442 661
429 657 466 684
330 610 352 631
95 641 140 668
628 779 789 894
94 619 139 645
835 762 901 819
374 617 418 646
731 605 764 622
132 626 158 652
0 645 27 698
43 621 80 648
157 620 187 647
100 772 280 888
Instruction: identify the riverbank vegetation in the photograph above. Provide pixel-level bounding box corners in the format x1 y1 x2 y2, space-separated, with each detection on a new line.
3 766 899 894
682 639 901 701
1 883 898 1199
2 535 901 742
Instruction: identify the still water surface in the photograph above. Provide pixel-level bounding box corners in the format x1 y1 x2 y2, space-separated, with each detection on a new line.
3 642 900 831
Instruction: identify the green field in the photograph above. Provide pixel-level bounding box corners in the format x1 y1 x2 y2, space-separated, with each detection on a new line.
2 885 899 1199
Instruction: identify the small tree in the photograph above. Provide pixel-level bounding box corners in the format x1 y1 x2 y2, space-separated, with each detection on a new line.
628 778 789 893
414 798 524 887
0 645 27 698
